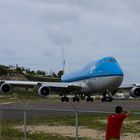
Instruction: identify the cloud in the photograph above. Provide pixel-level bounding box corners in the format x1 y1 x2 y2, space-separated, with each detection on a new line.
0 0 140 83
0 49 15 56
46 25 72 46
43 49 54 57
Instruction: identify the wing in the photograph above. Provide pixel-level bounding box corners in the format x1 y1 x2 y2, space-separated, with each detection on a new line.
0 80 82 97
119 83 140 98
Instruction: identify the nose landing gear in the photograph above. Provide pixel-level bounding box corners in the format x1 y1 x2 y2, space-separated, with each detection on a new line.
101 92 113 102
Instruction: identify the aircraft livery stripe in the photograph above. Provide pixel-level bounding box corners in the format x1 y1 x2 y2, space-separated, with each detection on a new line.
62 74 123 82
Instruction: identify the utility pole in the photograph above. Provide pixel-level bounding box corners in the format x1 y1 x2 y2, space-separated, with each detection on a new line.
61 47 66 73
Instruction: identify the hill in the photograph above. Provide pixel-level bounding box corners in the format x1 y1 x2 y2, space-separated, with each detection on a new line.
0 64 61 82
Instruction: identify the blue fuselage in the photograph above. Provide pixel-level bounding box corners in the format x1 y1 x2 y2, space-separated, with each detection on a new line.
61 57 124 92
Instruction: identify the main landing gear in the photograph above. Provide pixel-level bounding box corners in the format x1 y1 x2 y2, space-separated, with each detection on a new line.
61 96 94 102
86 93 93 102
61 96 69 102
60 92 113 102
60 93 94 102
86 96 93 102
73 96 79 102
73 93 93 102
61 96 80 102
101 92 113 102
61 93 81 102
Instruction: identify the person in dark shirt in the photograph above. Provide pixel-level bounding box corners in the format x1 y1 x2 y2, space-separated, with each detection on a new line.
106 106 129 140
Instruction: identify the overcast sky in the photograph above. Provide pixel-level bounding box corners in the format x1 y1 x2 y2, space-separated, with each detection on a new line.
0 0 140 84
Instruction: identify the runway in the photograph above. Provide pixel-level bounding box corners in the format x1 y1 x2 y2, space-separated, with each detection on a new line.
0 99 140 112
0 99 140 120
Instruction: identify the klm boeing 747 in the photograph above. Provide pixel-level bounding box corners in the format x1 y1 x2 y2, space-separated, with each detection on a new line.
0 56 139 102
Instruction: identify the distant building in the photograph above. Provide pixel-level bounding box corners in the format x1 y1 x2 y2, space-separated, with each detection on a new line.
8 66 17 72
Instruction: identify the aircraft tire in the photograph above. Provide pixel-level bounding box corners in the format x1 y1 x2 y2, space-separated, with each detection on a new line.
108 98 113 102
65 97 69 102
90 98 93 102
76 98 79 102
101 97 113 102
101 98 105 102
73 97 76 102
61 97 65 102
86 97 90 102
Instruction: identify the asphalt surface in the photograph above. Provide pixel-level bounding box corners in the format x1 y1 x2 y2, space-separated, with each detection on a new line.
0 99 140 120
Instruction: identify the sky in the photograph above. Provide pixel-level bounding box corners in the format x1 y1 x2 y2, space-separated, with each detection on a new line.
0 0 140 84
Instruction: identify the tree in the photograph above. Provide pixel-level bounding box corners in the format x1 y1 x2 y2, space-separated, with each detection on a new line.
57 70 64 78
52 72 57 77
36 70 46 76
16 67 22 73
0 66 7 76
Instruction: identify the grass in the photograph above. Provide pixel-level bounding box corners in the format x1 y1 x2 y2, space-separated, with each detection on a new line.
1 113 140 132
0 113 107 127
0 113 140 139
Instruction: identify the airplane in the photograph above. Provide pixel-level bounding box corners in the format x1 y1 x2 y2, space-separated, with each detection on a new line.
0 56 140 102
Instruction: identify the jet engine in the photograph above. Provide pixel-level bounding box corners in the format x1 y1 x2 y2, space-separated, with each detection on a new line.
130 86 140 98
38 86 50 97
0 83 11 93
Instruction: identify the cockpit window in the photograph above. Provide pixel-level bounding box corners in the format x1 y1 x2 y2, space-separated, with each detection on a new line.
108 59 114 62
108 58 116 62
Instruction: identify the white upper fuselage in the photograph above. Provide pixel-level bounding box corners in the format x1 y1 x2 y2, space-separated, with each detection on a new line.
61 57 124 93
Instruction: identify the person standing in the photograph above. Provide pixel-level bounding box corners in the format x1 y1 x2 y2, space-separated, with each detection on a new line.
106 106 129 140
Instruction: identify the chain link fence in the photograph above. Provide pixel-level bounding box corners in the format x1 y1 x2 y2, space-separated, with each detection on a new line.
0 107 140 140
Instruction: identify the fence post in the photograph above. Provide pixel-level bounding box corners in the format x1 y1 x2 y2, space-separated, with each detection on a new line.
75 111 78 140
24 109 27 140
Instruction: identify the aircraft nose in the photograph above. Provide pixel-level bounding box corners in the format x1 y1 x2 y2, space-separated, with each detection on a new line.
113 63 124 76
